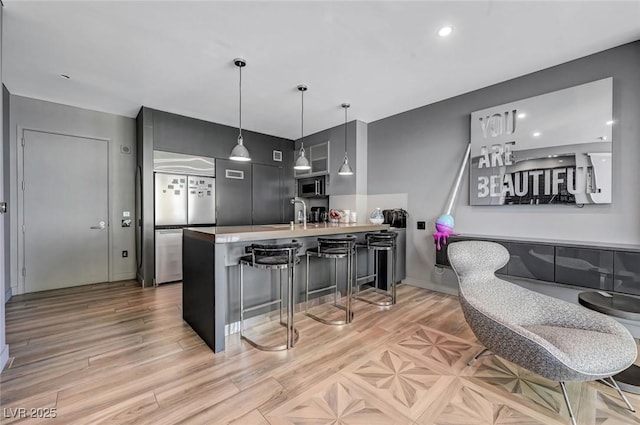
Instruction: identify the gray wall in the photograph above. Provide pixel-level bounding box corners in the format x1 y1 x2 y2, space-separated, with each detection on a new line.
8 95 137 295
368 41 640 293
296 120 358 196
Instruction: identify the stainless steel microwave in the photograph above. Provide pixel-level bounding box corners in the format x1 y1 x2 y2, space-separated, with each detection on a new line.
298 176 326 197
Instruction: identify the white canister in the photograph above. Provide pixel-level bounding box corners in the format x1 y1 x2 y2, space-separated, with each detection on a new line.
350 212 357 223
342 209 351 223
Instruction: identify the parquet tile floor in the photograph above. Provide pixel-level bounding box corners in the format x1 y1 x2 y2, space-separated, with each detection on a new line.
2 281 639 424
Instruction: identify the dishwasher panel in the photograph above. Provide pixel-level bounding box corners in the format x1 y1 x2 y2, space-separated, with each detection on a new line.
155 229 183 284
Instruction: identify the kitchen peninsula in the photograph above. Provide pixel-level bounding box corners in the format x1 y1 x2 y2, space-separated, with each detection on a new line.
182 223 405 352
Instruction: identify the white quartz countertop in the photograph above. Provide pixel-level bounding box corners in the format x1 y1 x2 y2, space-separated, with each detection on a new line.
186 222 391 244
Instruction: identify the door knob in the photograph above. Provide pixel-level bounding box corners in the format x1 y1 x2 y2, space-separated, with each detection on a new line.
90 221 106 230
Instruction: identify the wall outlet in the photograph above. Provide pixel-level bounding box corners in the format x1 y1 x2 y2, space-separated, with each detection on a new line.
122 250 128 258
417 221 426 230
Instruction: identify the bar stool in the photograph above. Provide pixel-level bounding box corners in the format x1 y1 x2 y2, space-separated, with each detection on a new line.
305 235 356 325
355 230 398 307
239 241 301 351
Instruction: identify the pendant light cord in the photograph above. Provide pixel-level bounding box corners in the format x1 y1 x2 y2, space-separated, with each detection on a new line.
238 65 242 139
300 88 304 150
344 106 348 154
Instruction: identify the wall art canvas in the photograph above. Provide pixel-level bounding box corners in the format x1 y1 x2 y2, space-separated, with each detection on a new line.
470 78 612 205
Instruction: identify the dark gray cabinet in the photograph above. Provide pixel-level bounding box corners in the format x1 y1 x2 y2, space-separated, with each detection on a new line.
436 235 638 295
252 164 284 225
507 243 554 281
614 252 640 296
555 247 613 290
216 160 287 226
215 159 252 226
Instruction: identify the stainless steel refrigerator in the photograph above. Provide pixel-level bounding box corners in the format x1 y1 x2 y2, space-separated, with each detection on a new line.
155 173 215 284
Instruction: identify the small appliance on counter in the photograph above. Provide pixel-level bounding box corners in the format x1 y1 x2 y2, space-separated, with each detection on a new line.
308 206 327 223
382 209 408 228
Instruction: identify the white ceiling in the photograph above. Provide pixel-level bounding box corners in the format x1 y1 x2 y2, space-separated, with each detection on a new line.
4 1 640 140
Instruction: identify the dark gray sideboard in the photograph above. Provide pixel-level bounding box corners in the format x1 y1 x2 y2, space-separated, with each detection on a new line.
436 235 640 296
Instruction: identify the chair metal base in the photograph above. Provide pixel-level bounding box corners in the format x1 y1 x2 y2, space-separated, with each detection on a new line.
305 303 354 325
466 347 493 367
559 376 634 425
239 246 299 351
462 348 635 425
354 238 397 307
597 376 636 412
241 323 300 352
354 286 394 307
559 382 576 425
305 243 354 326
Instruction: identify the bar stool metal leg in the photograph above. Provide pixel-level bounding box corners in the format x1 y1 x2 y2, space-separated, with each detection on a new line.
240 263 245 340
305 252 311 314
334 258 339 307
305 237 355 325
391 243 397 304
287 250 295 349
354 231 398 307
239 243 301 351
346 244 353 323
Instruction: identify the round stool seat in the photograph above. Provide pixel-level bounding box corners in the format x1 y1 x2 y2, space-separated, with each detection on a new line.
240 254 301 268
365 231 398 248
310 236 356 259
240 242 302 269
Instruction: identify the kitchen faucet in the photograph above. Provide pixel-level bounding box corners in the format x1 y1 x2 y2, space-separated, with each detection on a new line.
290 197 307 229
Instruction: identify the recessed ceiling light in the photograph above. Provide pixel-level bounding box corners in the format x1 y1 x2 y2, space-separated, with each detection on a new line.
533 132 541 137
606 120 615 125
60 74 70 79
438 25 454 37
558 160 564 163
517 113 526 119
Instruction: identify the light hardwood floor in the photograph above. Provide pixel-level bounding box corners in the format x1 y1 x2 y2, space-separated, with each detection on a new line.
2 281 640 425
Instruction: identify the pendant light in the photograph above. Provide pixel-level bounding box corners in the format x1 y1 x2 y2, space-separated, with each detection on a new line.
337 103 354 176
229 58 251 162
294 85 311 170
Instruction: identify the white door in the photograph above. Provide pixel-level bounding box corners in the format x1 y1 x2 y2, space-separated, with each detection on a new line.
23 130 109 292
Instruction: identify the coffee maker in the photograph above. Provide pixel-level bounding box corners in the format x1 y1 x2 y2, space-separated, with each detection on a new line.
309 206 327 223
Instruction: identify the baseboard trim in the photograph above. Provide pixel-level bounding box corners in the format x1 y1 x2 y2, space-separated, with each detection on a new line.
112 272 136 282
4 287 11 303
0 343 9 372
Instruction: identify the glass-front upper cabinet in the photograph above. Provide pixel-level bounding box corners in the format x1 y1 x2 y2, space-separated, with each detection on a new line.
295 141 330 178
